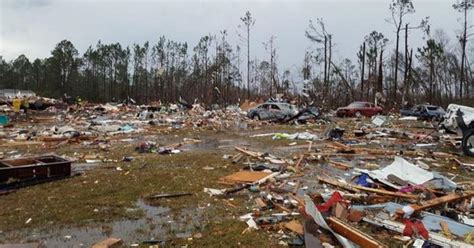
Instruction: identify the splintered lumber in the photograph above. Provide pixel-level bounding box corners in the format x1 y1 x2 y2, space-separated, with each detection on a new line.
292 180 301 195
454 158 474 170
317 176 361 193
231 153 244 163
295 154 305 168
0 141 43 147
331 141 352 151
234 147 262 159
327 217 388 248
353 185 418 200
349 148 421 157
329 160 352 170
398 191 474 215
284 220 304 235
439 220 453 239
432 152 453 159
91 238 123 248
273 202 292 213
317 176 418 200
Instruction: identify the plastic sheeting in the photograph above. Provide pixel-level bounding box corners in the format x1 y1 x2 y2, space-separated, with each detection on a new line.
360 156 457 190
304 195 355 248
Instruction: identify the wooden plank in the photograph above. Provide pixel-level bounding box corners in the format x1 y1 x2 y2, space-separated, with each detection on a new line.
329 160 352 170
397 191 474 216
317 176 418 199
317 176 360 193
292 180 300 195
273 202 291 213
231 153 243 163
352 185 418 199
255 198 267 208
284 220 304 235
327 217 388 248
331 141 351 151
439 220 453 239
220 171 271 184
91 238 123 248
295 155 305 168
0 141 43 147
234 147 262 159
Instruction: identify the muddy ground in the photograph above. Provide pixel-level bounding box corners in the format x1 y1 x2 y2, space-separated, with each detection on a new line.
0 116 472 247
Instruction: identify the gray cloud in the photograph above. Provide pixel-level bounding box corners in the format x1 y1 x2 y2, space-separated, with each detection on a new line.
2 0 52 9
0 0 463 71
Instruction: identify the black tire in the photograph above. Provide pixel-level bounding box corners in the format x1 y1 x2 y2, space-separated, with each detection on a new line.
462 129 474 157
252 114 261 120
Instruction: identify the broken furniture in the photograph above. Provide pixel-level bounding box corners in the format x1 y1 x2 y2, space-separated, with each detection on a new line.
0 154 72 189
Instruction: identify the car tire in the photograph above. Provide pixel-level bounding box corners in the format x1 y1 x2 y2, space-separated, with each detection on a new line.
462 129 474 157
355 111 362 118
253 114 261 120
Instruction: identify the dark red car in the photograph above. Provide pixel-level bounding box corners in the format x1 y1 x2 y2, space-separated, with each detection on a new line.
336 101 383 117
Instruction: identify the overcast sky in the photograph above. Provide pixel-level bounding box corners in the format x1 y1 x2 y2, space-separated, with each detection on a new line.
0 0 466 70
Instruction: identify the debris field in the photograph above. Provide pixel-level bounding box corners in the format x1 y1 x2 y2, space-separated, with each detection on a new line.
0 99 473 248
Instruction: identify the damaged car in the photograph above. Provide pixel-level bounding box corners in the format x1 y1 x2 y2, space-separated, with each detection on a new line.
336 101 383 117
400 104 445 120
441 104 474 156
247 102 299 121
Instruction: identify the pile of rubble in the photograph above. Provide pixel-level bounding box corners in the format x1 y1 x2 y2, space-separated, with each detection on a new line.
0 96 473 247
203 117 474 247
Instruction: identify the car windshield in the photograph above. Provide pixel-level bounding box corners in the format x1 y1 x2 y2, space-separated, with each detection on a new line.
427 106 441 111
278 104 295 110
270 105 281 110
348 102 366 108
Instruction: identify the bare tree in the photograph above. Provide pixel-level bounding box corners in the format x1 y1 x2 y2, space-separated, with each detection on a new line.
306 18 333 99
387 0 415 101
453 0 473 101
357 42 366 99
239 11 255 99
263 35 277 96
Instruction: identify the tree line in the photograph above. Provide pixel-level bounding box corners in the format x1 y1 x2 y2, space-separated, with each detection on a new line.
0 0 472 108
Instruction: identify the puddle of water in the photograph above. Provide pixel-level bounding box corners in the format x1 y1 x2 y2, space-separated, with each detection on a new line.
181 138 250 151
0 200 200 247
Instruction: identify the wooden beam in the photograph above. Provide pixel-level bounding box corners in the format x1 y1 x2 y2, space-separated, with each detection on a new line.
317 176 418 200
327 217 388 248
317 176 360 193
397 191 474 216
234 147 262 159
91 238 123 248
352 185 418 200
329 160 352 170
295 154 305 168
284 220 304 235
